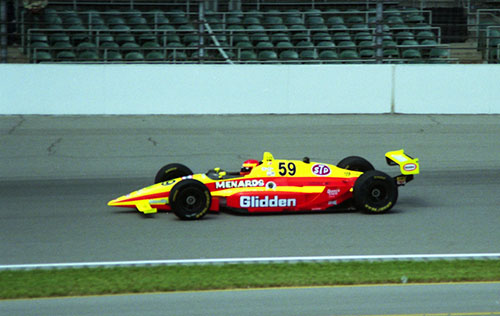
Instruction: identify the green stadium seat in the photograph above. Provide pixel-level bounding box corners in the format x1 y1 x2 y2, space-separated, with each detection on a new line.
78 51 99 61
300 50 318 60
346 15 364 24
339 50 360 59
30 41 50 52
33 51 52 62
305 8 322 17
327 16 344 25
247 24 265 31
236 41 253 51
333 32 352 43
358 40 374 49
243 17 261 25
95 34 114 45
396 31 415 43
271 33 290 44
103 51 123 61
258 50 278 60
121 42 141 53
239 50 257 60
101 41 120 52
115 34 136 45
279 50 299 61
402 48 422 59
56 50 76 61
387 16 404 25
296 41 314 49
145 51 165 61
291 32 310 43
77 41 97 52
354 32 373 43
168 50 188 61
53 41 73 50
248 33 268 44
142 41 161 52
318 50 338 60
124 51 145 61
416 30 435 42
429 48 450 58
306 16 325 26
351 24 369 31
337 41 356 50
285 16 303 25
247 9 264 19
317 41 336 51
401 39 419 46
383 48 400 58
312 32 332 43
107 17 126 26
255 41 274 49
49 33 70 45
111 24 131 31
359 49 375 58
275 41 294 50
405 14 425 24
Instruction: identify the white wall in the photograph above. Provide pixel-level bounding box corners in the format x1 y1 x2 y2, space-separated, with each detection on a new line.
1 64 499 115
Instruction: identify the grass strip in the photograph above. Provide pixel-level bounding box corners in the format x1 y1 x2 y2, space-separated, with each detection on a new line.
1 260 500 299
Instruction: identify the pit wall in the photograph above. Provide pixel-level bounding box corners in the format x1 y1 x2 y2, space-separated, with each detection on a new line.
1 64 499 115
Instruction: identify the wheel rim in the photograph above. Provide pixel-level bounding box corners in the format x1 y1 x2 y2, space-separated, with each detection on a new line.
368 183 388 203
178 188 204 212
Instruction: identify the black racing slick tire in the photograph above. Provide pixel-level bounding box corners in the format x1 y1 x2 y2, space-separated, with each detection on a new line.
353 170 398 214
170 179 211 220
154 163 193 184
337 156 374 172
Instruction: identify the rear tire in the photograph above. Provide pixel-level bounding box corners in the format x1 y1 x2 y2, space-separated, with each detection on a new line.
353 170 398 214
170 179 211 220
154 163 192 184
337 156 374 172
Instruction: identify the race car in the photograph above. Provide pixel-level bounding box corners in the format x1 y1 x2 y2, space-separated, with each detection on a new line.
108 150 419 220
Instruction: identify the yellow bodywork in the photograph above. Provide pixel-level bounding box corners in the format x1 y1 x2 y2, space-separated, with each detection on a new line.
385 149 420 175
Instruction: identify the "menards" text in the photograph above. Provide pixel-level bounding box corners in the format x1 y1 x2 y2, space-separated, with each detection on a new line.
216 179 264 189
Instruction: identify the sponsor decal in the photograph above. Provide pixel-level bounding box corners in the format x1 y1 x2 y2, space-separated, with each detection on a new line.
216 179 265 189
266 181 277 190
261 167 275 176
403 163 417 172
240 196 296 208
396 176 407 185
312 164 331 176
328 200 338 206
327 189 340 197
162 179 177 186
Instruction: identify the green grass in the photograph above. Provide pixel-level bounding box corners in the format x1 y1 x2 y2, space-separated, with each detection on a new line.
1 260 500 299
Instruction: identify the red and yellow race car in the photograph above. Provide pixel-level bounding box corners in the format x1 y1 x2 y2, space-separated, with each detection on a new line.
108 150 419 220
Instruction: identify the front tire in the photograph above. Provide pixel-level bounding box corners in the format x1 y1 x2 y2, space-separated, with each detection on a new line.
353 170 398 214
170 179 211 220
154 163 192 184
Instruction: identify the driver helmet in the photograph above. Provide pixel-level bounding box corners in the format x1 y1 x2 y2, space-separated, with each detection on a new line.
240 159 259 175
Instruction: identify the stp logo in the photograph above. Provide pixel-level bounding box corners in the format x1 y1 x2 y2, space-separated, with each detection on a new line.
403 163 417 172
312 164 331 176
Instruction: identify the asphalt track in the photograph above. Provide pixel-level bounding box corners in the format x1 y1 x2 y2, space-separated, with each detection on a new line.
2 115 500 314
2 283 500 315
1 114 500 265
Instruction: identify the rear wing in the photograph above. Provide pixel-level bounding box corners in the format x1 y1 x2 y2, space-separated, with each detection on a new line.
385 149 420 186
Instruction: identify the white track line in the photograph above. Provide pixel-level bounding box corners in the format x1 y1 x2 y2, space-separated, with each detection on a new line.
1 253 500 270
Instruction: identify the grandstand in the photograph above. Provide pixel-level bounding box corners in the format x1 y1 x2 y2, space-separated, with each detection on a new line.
2 0 500 63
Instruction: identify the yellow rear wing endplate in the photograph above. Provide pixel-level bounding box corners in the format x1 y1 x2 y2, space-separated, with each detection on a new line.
385 149 420 175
